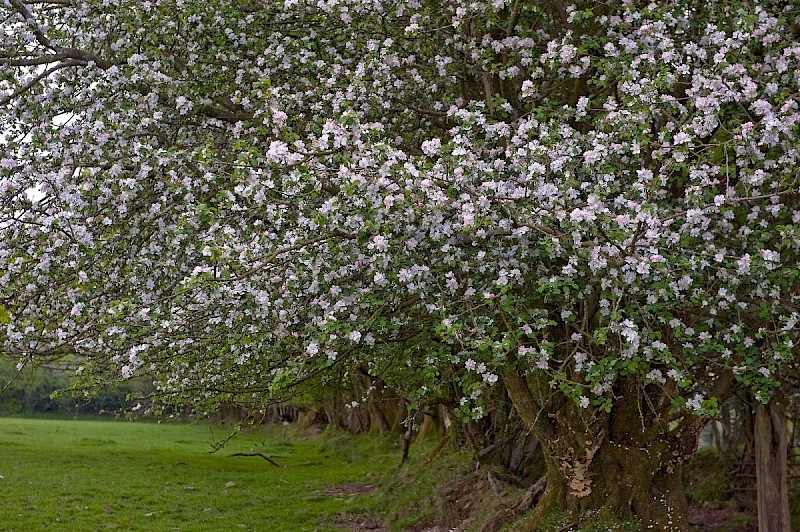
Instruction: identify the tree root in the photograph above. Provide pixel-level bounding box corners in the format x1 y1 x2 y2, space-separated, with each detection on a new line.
517 475 547 512
480 475 548 532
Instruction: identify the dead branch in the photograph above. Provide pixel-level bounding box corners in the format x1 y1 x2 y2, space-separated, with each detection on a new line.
227 452 280 467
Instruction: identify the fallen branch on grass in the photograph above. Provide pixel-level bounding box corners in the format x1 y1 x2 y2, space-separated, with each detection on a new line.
227 452 280 467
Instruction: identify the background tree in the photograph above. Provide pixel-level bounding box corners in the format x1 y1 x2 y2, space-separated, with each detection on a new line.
2 0 799 528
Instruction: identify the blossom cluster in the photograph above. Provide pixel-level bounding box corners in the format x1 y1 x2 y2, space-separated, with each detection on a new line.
0 0 797 419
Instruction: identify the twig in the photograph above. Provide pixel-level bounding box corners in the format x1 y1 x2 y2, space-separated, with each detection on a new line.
0 359 27 398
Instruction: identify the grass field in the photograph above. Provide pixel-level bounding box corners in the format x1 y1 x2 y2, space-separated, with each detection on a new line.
0 417 399 531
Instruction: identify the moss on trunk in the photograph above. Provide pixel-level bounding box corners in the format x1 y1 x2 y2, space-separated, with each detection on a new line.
516 434 688 530
501 368 716 530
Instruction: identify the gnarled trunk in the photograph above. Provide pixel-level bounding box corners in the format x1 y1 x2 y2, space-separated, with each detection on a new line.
522 436 687 530
502 368 732 530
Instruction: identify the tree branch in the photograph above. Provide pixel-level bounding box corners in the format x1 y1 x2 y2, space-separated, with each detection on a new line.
0 59 77 106
8 0 56 51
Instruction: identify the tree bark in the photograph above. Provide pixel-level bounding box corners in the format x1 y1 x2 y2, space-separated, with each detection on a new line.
754 401 791 532
507 427 688 530
720 400 734 456
500 368 717 530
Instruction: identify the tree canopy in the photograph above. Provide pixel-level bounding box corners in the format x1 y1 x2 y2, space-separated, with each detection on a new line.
2 0 799 527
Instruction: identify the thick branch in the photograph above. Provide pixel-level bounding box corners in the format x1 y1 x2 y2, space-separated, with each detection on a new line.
501 367 555 441
8 0 56 51
0 59 77 106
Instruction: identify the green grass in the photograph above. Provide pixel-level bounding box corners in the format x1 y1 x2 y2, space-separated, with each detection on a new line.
0 417 400 531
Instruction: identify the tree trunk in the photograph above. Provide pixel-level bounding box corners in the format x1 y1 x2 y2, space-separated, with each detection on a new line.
754 401 791 532
501 369 713 530
366 395 390 433
720 400 734 456
514 431 688 530
710 420 722 454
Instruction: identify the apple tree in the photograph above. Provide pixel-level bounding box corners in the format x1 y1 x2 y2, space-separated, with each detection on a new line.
2 0 799 527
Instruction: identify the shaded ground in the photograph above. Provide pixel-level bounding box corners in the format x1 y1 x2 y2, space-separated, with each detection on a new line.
334 514 386 531
335 506 759 532
688 507 757 531
331 477 761 531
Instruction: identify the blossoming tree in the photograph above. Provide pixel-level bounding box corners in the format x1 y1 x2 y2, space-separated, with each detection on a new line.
2 0 799 527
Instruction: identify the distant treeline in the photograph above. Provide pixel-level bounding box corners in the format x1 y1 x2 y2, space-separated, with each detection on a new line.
0 359 150 415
